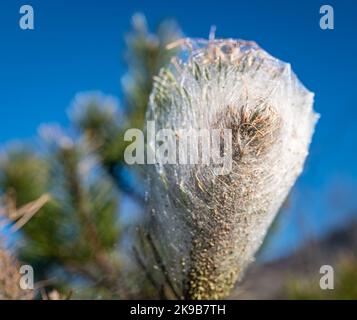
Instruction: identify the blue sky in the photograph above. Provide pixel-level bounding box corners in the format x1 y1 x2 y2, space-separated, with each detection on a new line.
0 0 357 259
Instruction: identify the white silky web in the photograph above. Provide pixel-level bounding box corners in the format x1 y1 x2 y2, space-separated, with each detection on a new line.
145 38 319 299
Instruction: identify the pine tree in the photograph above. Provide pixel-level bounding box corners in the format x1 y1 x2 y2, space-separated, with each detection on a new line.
0 14 181 299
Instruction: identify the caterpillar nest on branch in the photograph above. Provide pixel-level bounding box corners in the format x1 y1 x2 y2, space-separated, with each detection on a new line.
145 38 319 299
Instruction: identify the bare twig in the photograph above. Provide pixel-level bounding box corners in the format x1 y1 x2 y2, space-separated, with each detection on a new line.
145 232 181 299
132 246 165 299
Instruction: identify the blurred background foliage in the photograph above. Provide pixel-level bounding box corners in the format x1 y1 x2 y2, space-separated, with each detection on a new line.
0 12 356 300
0 14 182 299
